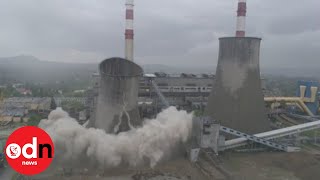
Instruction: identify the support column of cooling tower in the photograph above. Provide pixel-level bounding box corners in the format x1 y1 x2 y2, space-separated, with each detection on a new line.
236 0 246 37
125 0 134 61
89 57 143 133
205 37 269 135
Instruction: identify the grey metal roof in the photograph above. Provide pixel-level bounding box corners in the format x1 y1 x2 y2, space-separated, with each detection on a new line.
0 108 25 117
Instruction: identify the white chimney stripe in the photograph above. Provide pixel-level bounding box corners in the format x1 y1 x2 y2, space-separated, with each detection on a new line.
126 5 134 10
126 0 134 5
126 20 134 30
236 16 246 31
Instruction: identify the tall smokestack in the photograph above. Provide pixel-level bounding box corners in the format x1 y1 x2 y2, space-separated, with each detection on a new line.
236 0 247 37
125 0 134 61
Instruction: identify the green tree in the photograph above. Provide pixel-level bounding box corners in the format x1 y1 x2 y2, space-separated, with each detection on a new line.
27 114 43 126
61 100 85 112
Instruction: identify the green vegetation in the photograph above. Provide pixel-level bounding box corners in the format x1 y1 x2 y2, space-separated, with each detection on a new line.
26 114 44 126
193 109 204 117
1 83 57 98
301 142 320 153
11 173 31 180
63 91 86 97
0 83 88 99
0 86 21 97
0 140 5 168
27 82 88 98
301 129 320 138
264 76 318 97
61 100 85 113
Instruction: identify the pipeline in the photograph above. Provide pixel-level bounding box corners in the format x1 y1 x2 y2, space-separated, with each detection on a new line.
264 97 314 116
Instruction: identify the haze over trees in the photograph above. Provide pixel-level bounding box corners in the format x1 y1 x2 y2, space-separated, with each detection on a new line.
0 55 317 97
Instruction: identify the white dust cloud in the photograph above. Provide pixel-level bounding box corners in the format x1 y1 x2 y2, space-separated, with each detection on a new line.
38 107 193 168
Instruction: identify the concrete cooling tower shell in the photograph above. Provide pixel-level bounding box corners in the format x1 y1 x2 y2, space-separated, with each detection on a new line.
205 37 269 135
91 57 143 133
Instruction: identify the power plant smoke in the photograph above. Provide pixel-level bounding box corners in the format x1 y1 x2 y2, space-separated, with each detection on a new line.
39 107 193 169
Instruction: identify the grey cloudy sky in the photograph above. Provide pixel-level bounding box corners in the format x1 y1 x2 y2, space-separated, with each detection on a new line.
0 0 319 68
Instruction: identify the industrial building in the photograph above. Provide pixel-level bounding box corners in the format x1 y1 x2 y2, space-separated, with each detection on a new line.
0 97 51 112
87 72 268 119
53 97 87 107
0 108 27 122
138 73 214 112
0 97 51 123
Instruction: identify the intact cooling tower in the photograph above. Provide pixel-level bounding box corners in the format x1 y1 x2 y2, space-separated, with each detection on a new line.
206 37 269 135
90 57 143 133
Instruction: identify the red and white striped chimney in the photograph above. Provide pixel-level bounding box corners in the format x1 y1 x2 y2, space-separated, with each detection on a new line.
125 0 134 61
236 0 247 37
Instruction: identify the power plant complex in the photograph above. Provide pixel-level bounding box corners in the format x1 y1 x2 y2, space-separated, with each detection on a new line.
2 0 320 179
85 0 320 176
86 0 320 164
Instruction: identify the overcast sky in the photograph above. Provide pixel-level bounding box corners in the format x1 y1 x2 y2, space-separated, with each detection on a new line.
0 0 319 68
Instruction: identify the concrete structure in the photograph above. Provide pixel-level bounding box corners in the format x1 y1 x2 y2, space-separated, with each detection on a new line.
88 72 268 119
264 97 314 116
219 124 300 152
139 73 214 108
89 57 143 133
297 81 319 115
125 0 134 61
236 0 247 37
222 119 320 150
189 148 200 162
263 81 319 117
206 37 269 135
198 117 221 154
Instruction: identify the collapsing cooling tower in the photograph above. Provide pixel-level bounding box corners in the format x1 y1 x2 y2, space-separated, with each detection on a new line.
90 57 143 133
206 37 269 134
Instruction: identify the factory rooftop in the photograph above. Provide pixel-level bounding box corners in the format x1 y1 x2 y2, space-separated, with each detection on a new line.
1 97 51 111
0 108 25 117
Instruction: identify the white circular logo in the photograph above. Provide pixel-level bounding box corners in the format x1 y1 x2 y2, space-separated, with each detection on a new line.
6 143 21 159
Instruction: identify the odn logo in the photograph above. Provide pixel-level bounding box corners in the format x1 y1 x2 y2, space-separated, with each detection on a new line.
5 126 54 176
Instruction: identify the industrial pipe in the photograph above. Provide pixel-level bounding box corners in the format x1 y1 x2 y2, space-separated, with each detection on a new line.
264 97 314 116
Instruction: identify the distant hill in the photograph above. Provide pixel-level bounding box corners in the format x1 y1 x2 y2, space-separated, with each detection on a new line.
0 55 319 87
141 64 215 74
261 67 320 78
0 55 97 85
142 64 320 78
0 55 40 63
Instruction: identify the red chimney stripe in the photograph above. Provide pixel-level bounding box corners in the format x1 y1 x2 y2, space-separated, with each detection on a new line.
125 34 134 39
236 31 245 37
125 29 134 39
237 2 246 16
126 9 134 19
